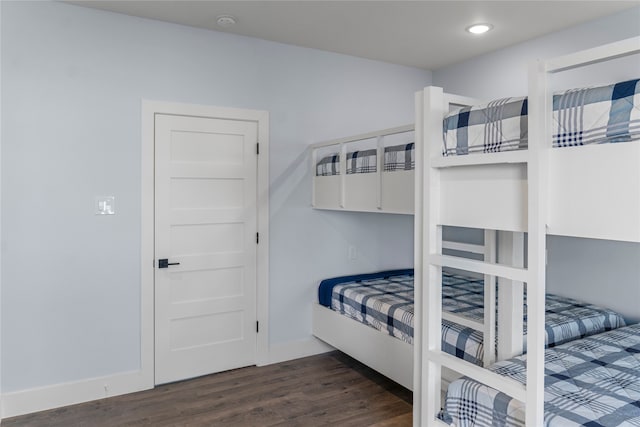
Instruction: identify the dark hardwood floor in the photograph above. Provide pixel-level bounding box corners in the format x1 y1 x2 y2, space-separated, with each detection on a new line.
4 352 412 427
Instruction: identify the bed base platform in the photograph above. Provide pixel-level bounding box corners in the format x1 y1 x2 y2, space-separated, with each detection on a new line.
548 142 640 242
312 303 414 390
437 142 640 242
312 304 460 393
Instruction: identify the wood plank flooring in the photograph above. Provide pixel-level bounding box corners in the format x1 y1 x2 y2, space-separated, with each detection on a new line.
4 352 412 427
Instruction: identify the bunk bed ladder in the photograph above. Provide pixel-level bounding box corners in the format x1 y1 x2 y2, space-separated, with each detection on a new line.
418 84 547 426
441 234 497 367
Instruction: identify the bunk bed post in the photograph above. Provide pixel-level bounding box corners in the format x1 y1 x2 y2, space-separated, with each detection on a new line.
483 230 497 366
525 58 550 427
413 92 424 427
339 142 347 208
421 86 446 425
376 136 384 210
311 147 317 207
496 231 525 361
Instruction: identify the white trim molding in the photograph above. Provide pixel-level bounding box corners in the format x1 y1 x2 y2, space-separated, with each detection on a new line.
1 371 148 419
0 1 4 420
141 100 271 381
268 337 334 366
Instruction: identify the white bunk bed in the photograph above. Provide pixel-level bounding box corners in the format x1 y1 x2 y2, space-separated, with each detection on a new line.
415 37 640 426
311 125 415 214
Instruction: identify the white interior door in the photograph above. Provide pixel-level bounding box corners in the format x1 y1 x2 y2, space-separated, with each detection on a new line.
154 113 258 385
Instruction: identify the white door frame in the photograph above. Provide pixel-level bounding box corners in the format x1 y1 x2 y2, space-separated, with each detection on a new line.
140 100 270 388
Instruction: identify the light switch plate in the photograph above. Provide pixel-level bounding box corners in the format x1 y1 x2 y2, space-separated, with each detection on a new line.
95 196 115 215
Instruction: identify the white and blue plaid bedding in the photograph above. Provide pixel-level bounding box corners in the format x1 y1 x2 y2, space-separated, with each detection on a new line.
346 149 377 174
443 324 640 427
315 150 377 176
443 78 640 156
322 271 625 365
331 273 415 343
436 274 625 365
315 144 416 176
316 153 340 176
384 143 415 171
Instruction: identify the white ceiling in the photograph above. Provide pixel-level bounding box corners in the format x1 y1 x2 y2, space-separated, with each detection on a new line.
67 1 638 70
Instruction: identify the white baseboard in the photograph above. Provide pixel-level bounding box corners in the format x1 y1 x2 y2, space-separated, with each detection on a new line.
1 338 334 419
267 336 334 365
1 370 152 419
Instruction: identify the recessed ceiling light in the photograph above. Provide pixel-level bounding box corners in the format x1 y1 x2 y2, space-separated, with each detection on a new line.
466 23 493 35
216 15 237 27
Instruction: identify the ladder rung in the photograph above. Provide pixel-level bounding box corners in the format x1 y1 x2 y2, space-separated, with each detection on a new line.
429 254 529 283
442 312 484 332
442 241 486 255
427 350 527 402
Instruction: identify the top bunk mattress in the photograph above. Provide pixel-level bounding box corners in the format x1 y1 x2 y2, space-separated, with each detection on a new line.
317 269 626 365
315 143 415 176
443 78 640 156
442 323 640 427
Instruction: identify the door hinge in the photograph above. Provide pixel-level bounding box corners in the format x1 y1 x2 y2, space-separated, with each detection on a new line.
256 321 259 333
256 232 259 244
256 142 259 155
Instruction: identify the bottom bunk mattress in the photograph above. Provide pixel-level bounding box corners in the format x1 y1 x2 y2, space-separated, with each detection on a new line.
442 323 640 427
317 269 626 366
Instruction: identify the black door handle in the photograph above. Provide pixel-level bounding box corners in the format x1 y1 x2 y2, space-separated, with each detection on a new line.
158 259 180 268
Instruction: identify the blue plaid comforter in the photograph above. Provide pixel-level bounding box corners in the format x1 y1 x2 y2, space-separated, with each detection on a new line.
443 324 640 427
443 78 640 155
384 143 415 171
319 270 625 365
330 272 415 343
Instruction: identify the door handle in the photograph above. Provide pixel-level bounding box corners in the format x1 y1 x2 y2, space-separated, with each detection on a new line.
158 259 180 268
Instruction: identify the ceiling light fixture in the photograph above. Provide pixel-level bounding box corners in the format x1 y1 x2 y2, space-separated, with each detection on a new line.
466 23 493 35
216 15 237 27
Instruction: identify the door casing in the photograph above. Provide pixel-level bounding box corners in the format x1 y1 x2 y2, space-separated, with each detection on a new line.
141 100 270 388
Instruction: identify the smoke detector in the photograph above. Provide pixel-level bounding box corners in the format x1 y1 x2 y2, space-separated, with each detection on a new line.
216 15 237 27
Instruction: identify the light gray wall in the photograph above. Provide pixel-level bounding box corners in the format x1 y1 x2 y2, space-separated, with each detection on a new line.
1 1 429 393
433 7 640 99
433 7 640 323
